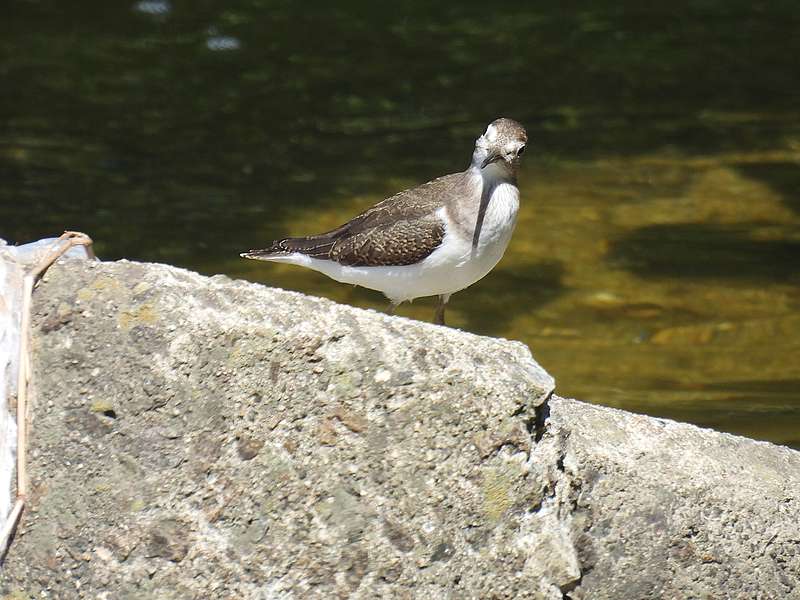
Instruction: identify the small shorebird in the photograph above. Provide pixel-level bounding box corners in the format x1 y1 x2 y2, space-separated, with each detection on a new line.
241 117 527 325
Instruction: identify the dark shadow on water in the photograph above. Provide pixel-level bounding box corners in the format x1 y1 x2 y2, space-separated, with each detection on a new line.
609 223 800 281
583 378 800 449
455 259 565 334
659 385 800 450
736 162 800 215
697 378 800 394
660 405 800 450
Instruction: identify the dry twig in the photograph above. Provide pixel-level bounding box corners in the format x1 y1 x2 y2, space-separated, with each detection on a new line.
0 231 94 556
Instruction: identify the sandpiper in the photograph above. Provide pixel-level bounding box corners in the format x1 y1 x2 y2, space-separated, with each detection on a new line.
241 117 528 325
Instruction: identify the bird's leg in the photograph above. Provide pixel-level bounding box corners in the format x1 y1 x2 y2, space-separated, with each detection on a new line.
434 294 450 326
386 300 400 316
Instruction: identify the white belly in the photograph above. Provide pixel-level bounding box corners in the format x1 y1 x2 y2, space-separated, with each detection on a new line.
270 182 519 304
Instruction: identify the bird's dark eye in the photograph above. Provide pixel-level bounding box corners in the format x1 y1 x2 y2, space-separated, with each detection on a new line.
517 145 526 157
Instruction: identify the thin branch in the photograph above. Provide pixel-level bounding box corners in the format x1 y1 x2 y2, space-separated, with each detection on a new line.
0 231 94 558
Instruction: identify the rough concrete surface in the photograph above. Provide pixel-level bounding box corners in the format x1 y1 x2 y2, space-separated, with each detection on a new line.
0 258 798 599
542 397 800 600
0 238 93 521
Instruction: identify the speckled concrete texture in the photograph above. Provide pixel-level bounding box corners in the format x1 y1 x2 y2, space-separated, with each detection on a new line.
0 258 798 599
2 259 563 599
542 397 800 600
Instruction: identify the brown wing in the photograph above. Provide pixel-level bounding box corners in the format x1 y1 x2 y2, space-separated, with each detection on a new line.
329 216 445 266
243 172 468 267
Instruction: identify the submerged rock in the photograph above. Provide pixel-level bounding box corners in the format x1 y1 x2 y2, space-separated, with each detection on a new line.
0 257 797 599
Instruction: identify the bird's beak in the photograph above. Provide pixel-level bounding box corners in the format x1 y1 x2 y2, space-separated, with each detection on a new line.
481 151 502 169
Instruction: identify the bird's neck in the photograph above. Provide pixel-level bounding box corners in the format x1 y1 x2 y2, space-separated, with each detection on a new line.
468 163 517 195
469 162 517 186
443 166 519 243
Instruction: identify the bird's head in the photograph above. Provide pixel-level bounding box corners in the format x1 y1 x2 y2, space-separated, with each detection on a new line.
471 118 528 175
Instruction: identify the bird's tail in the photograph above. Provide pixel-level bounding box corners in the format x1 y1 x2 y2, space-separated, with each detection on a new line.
240 248 278 260
240 235 336 261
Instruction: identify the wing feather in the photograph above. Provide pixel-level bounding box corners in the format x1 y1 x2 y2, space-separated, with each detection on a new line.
242 171 469 266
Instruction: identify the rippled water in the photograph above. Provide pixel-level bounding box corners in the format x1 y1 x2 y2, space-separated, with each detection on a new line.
2 2 799 447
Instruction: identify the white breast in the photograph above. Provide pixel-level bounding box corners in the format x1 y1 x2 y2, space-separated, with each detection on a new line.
472 180 520 252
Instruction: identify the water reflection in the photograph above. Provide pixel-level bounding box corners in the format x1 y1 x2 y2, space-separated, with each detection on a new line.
738 162 800 214
611 223 800 279
205 27 241 52
1 2 799 447
133 1 171 17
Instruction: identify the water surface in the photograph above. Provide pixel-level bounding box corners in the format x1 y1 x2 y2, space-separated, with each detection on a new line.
2 1 799 446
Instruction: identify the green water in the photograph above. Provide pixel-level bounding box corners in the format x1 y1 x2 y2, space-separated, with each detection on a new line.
2 2 799 447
